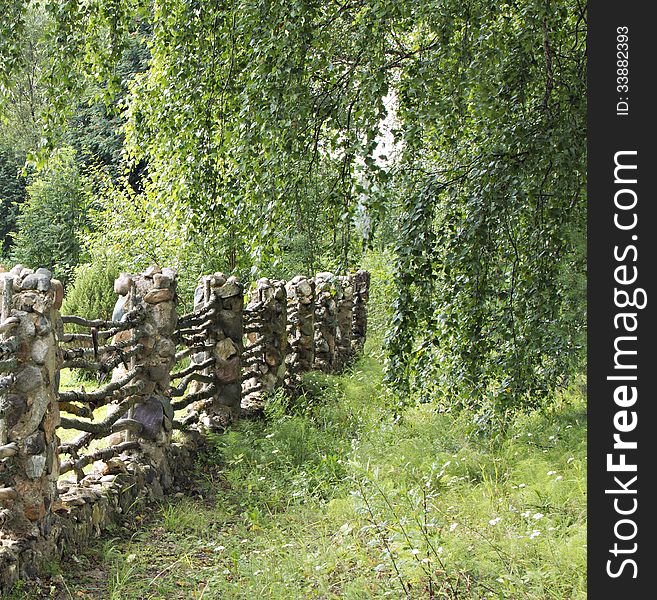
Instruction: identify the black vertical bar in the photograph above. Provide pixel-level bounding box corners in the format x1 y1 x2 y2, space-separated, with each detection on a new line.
588 3 655 595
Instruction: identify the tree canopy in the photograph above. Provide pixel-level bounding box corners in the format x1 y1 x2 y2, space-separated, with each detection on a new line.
0 0 586 415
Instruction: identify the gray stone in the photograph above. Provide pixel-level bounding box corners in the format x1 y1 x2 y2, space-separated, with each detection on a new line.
215 282 241 298
22 431 45 455
31 338 51 365
25 454 47 479
14 365 43 393
0 393 27 427
217 310 242 340
114 274 133 296
216 338 238 360
153 273 172 289
143 288 174 304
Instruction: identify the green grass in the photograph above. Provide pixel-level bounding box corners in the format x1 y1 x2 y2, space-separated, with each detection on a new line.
23 348 585 599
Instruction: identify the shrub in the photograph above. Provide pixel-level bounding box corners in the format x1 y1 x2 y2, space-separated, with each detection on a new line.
10 147 87 283
61 259 121 321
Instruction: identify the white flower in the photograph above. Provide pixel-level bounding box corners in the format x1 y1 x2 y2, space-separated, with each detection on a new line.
555 475 563 481
521 511 530 518
547 471 556 476
489 517 501 526
529 530 541 539
449 522 458 532
518 483 526 488
410 548 420 555
532 513 544 520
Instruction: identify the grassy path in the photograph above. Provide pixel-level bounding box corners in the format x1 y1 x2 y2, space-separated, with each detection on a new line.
11 353 586 599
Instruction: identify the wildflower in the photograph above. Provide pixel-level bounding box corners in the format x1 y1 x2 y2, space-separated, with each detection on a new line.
489 517 501 526
547 471 556 476
555 475 563 481
410 549 420 555
532 513 544 520
521 511 530 518
529 530 541 539
518 483 526 488
449 522 458 532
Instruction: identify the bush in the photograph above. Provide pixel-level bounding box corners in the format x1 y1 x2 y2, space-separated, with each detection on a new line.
10 147 87 283
61 259 121 321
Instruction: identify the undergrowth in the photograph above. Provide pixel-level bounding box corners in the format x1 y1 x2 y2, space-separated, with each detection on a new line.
20 348 586 599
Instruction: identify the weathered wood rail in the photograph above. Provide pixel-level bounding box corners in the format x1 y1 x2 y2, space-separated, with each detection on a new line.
0 264 369 591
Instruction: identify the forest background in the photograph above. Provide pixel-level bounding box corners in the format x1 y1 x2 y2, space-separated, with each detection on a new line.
1 0 586 436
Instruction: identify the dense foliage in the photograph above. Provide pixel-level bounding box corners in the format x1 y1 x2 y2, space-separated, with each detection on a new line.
0 0 586 415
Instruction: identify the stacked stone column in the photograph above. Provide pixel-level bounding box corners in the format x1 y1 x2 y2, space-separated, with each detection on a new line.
284 276 315 393
313 272 338 373
350 270 370 355
241 279 287 415
189 273 243 429
334 276 354 372
0 266 63 586
116 267 178 491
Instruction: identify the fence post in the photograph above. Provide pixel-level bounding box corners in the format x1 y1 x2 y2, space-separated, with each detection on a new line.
350 270 370 355
313 272 338 373
116 267 178 493
335 275 354 372
0 266 63 587
284 276 315 393
188 273 244 430
242 279 287 415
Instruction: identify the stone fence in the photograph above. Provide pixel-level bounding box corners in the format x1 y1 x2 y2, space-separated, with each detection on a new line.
0 264 369 591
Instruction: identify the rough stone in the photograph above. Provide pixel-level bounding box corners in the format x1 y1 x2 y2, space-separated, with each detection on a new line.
114 274 133 296
31 338 51 365
14 366 43 393
215 282 241 298
22 431 46 455
25 454 47 479
216 338 238 360
143 288 174 304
